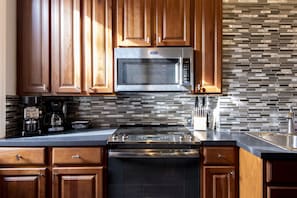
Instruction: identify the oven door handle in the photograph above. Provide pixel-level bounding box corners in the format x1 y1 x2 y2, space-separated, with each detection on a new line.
109 149 200 159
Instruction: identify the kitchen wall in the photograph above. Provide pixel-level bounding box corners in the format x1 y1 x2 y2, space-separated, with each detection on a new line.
6 0 297 136
220 0 297 133
2 0 16 138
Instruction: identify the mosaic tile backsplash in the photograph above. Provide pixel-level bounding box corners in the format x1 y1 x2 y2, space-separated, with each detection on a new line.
6 1 297 136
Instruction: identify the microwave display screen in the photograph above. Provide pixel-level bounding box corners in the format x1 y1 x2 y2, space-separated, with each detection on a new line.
117 59 179 85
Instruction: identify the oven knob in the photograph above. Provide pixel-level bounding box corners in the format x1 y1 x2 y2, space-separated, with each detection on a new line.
111 134 119 141
121 134 128 141
179 135 184 142
187 134 193 142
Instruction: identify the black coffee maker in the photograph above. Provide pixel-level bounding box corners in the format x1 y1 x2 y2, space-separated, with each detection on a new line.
21 97 43 136
44 100 67 133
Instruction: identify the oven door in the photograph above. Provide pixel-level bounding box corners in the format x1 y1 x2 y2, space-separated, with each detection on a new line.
108 149 200 198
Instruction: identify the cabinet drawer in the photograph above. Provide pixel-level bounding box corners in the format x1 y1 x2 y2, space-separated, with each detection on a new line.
0 147 45 165
266 160 297 183
203 147 236 165
267 186 297 198
52 147 103 165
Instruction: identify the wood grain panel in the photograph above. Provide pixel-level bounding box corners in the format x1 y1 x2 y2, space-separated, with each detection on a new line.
267 186 297 198
239 148 262 198
0 168 46 198
266 160 297 184
82 0 113 93
17 0 50 95
52 167 103 198
203 147 236 165
116 0 152 46
156 0 191 46
0 147 45 165
52 147 103 165
198 0 222 93
203 166 235 198
51 0 82 94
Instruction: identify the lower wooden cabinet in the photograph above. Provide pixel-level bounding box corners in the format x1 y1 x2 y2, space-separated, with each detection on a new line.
52 167 103 198
202 146 238 198
267 186 297 198
240 148 297 198
203 166 235 198
0 168 46 198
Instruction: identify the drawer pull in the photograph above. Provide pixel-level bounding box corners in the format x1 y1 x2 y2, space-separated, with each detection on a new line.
71 154 80 159
16 154 22 161
230 171 234 176
217 154 224 158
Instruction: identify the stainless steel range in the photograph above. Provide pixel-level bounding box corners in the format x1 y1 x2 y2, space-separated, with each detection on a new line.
108 125 199 145
107 125 200 198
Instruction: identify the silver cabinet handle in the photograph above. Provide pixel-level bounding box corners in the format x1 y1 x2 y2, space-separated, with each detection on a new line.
217 153 224 158
71 154 80 159
146 37 150 44
158 36 161 43
16 154 22 161
230 171 234 176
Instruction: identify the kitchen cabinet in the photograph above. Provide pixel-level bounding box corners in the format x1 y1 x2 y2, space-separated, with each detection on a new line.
202 146 238 198
52 167 103 198
0 147 47 198
18 0 113 95
51 0 82 94
116 0 152 46
82 0 113 94
0 168 46 198
156 0 191 46
115 0 192 47
51 147 105 198
17 0 50 95
0 147 106 198
240 148 297 198
194 0 222 93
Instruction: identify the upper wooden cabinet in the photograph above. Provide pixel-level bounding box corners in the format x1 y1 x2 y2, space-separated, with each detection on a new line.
17 0 50 95
82 0 113 93
116 0 152 46
18 0 113 95
194 0 222 94
115 0 192 47
51 0 82 94
156 0 191 46
51 0 113 94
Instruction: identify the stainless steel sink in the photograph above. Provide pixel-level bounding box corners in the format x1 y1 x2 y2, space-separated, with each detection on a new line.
246 132 297 151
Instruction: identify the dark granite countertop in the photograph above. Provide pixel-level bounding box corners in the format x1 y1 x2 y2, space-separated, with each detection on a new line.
192 130 297 159
1 127 297 159
0 128 117 147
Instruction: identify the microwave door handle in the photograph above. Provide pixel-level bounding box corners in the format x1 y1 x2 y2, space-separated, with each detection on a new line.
179 57 183 86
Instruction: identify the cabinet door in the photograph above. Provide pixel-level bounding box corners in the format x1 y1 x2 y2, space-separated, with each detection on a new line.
267 186 297 198
156 0 191 46
17 0 50 95
0 168 46 198
203 166 236 198
116 0 152 46
195 0 222 93
51 0 82 94
82 0 113 93
52 167 103 198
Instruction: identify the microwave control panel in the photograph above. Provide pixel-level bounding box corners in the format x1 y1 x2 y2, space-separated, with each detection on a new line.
183 58 191 85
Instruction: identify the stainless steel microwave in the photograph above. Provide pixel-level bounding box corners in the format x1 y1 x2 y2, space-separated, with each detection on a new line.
114 47 194 92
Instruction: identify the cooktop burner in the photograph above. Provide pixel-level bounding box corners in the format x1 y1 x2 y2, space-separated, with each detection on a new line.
108 125 199 144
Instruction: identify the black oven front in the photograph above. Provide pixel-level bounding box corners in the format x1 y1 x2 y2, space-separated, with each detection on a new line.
108 148 200 198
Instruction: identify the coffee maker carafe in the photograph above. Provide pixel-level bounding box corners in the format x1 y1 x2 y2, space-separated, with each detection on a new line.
45 101 67 132
22 97 43 136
